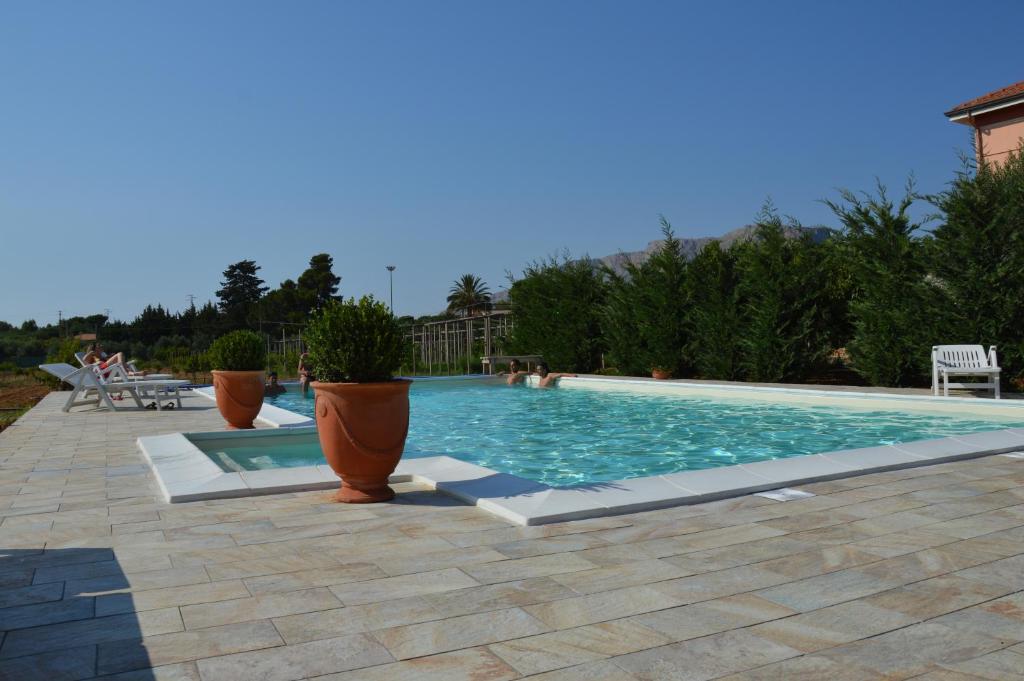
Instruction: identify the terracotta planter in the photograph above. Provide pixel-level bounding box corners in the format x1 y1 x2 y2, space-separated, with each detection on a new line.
312 379 412 503
211 370 265 429
652 368 672 380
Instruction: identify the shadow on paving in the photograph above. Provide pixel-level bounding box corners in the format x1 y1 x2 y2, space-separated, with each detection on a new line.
0 547 157 681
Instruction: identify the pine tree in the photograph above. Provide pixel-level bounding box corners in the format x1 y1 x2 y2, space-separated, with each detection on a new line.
216 260 268 328
297 253 342 311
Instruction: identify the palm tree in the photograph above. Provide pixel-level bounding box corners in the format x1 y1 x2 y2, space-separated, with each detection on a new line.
446 274 491 316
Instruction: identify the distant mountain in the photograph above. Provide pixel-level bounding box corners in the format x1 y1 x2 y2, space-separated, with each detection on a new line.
595 224 834 277
492 224 834 302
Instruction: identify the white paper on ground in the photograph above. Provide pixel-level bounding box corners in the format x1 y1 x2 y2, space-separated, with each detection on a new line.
754 487 816 501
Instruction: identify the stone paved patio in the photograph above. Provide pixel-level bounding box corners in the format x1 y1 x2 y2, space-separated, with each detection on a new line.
1 392 1023 680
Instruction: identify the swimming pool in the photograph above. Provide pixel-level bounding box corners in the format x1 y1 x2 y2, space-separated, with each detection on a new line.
205 378 1024 488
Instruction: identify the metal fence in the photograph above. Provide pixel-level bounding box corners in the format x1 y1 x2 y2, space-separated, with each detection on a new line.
405 310 513 375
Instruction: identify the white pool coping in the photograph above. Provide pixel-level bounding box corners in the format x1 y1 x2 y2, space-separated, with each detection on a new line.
139 376 1024 525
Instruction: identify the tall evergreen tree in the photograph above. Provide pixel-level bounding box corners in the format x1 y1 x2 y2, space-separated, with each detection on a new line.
216 260 268 328
733 207 831 383
297 254 342 311
510 257 606 372
687 241 741 379
929 150 1024 381
826 182 936 386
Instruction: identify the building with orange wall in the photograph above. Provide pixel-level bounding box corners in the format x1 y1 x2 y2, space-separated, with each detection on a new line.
946 80 1024 168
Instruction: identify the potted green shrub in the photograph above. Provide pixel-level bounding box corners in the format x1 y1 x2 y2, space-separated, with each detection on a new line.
208 330 267 429
304 296 410 503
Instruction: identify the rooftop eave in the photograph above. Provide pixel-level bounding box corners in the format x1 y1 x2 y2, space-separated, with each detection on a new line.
946 94 1024 123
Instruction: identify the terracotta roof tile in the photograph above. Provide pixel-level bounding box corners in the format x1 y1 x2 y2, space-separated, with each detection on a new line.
946 79 1024 117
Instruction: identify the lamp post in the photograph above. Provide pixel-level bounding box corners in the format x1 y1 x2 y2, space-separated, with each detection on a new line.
386 265 396 312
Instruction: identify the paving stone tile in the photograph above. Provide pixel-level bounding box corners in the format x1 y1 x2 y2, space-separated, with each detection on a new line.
95 661 202 681
752 600 916 652
204 552 341 580
461 552 598 584
0 581 63 609
613 628 802 681
423 577 576 618
758 544 883 579
756 566 905 612
937 648 1024 680
0 644 96 681
549 558 691 595
373 606 549 659
816 622 1008 679
715 654 883 680
628 593 796 642
96 619 285 675
665 536 817 573
652 564 791 605
956 554 1024 591
64 565 211 597
272 596 442 644
863 574 1013 621
931 592 1024 643
312 647 519 681
242 562 385 595
0 595 95 631
327 567 479 605
524 659 640 680
372 545 508 576
96 579 251 615
636 524 789 558
524 585 681 629
195 633 393 681
180 586 341 629
1 606 183 658
489 619 670 675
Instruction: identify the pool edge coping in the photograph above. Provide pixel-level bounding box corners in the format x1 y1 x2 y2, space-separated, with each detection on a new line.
137 425 1024 525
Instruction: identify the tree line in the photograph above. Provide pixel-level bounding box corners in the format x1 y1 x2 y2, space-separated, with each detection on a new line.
507 152 1024 389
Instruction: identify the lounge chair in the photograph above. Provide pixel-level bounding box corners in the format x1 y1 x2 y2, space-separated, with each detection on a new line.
39 363 187 412
74 352 172 381
931 345 1000 399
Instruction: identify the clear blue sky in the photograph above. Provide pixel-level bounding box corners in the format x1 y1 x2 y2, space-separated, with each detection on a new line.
2 1 1022 326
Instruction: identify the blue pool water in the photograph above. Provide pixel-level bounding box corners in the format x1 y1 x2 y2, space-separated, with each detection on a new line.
222 379 1024 487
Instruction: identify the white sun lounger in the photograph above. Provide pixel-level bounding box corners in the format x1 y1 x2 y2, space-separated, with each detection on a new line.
74 352 173 381
39 363 188 412
931 345 1000 399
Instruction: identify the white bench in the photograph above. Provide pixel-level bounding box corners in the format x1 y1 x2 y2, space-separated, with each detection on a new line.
931 345 1000 399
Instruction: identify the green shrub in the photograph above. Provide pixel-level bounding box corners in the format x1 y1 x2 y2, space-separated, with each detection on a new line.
46 338 81 366
509 256 607 373
207 330 267 371
826 182 936 386
733 210 833 383
687 241 741 380
304 296 406 383
929 148 1024 384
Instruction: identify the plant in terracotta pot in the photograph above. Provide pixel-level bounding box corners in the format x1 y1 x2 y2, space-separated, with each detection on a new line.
208 330 267 429
304 296 410 503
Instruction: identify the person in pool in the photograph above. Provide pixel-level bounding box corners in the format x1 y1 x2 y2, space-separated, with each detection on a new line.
298 353 312 396
535 362 576 388
265 371 286 396
499 358 529 385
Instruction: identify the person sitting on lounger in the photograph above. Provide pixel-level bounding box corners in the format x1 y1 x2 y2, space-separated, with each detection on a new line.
82 344 130 379
499 358 528 385
535 362 576 388
265 371 286 396
298 353 312 396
